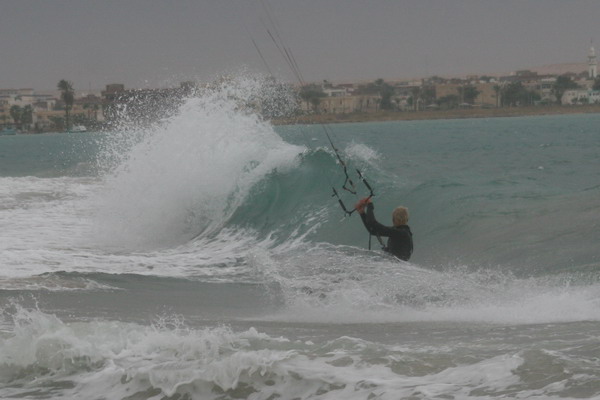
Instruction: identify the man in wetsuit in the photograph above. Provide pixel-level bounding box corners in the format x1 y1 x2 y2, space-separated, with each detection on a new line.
355 197 413 261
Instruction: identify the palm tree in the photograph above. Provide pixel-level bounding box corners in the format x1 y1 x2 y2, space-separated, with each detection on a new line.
9 105 22 130
21 105 33 131
58 80 74 131
459 85 480 105
299 84 326 113
92 104 100 120
83 103 90 119
551 75 578 105
493 85 502 108
373 79 394 110
411 87 421 111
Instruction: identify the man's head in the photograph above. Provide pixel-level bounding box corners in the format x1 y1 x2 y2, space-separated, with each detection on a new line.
392 206 409 226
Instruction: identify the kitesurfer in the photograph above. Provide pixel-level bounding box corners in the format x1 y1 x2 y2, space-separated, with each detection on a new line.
355 197 413 261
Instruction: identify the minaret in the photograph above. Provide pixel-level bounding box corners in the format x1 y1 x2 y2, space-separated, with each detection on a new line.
589 40 597 79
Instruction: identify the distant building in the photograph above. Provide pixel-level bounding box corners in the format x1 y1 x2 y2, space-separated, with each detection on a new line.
0 88 63 130
101 83 125 102
75 94 104 122
562 88 600 105
589 42 597 79
295 82 382 114
536 77 557 103
434 82 497 107
322 86 349 97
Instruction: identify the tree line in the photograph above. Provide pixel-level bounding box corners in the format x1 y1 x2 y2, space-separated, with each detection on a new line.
6 74 598 131
2 80 99 132
295 74 600 114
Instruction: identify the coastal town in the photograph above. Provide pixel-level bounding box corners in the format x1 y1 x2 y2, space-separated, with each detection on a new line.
1 43 600 134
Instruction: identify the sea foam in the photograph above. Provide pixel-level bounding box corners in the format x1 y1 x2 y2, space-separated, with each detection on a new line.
0 306 530 400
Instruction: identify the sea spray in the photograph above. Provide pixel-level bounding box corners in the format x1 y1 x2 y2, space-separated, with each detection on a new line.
253 244 600 324
92 76 304 250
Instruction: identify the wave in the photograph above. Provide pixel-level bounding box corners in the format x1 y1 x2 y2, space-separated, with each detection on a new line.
2 77 600 330
251 242 600 324
91 77 306 250
88 77 386 256
1 305 600 399
3 256 600 327
0 272 116 292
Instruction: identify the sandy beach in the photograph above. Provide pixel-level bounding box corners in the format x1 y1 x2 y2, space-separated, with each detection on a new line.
273 104 600 125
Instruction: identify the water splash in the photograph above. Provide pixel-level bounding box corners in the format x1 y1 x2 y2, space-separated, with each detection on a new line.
92 76 304 250
250 244 600 324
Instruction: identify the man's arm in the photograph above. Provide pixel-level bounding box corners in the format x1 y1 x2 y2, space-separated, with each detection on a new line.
358 202 397 237
359 207 377 235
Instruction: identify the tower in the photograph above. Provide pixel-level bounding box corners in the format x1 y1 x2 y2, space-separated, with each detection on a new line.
589 40 597 79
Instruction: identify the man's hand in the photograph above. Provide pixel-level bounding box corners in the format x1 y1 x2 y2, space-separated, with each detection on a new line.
354 197 371 214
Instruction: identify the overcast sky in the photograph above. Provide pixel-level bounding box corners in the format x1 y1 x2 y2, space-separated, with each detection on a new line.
1 0 599 92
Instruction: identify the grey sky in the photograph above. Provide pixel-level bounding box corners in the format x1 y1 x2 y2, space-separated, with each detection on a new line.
1 0 599 91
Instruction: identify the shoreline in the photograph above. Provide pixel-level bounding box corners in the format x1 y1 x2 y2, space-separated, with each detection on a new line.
272 104 600 125
5 105 600 135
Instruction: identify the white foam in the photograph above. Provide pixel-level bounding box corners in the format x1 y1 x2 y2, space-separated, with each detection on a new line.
253 247 600 325
344 141 380 164
0 176 101 279
5 306 595 399
0 307 524 400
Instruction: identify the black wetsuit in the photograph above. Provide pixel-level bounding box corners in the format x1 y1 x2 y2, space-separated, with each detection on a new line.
360 203 413 261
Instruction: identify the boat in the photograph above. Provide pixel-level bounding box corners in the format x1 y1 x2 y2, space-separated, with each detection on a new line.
70 125 87 132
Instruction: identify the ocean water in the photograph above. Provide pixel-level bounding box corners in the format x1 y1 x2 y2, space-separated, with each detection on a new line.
1 79 600 399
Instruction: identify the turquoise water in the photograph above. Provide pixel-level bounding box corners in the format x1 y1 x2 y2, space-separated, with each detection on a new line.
280 115 600 271
0 132 101 177
1 82 600 399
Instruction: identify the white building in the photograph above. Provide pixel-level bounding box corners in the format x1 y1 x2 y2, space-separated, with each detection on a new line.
322 86 350 97
538 77 557 102
562 88 600 105
0 88 55 109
